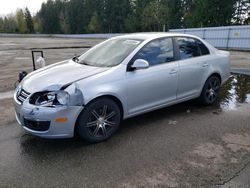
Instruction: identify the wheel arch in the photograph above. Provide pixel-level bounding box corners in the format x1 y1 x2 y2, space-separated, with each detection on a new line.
96 95 124 119
208 72 222 83
199 72 222 96
74 94 125 137
84 94 124 119
199 72 222 105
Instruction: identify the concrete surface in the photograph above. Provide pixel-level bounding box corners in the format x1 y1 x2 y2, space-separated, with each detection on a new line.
0 98 250 187
230 51 250 69
0 37 250 188
231 68 250 75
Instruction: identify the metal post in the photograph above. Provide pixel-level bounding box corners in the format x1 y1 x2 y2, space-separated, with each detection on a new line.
31 50 44 71
203 29 206 40
226 28 231 50
31 51 35 71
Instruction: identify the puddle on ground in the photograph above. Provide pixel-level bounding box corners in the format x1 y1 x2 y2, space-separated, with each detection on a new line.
218 73 250 110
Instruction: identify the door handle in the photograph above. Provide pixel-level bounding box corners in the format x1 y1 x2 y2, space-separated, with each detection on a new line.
202 63 209 68
170 69 178 75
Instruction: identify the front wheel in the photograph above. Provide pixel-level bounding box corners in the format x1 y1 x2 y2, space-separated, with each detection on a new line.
200 76 221 105
76 98 121 143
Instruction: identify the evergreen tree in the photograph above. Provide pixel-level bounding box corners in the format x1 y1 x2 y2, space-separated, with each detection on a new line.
24 7 34 33
245 12 250 24
126 0 152 32
1 0 249 34
233 0 250 24
66 0 88 33
33 14 43 33
2 14 18 33
16 9 27 33
166 0 183 29
38 0 61 33
183 0 237 27
0 17 3 32
88 12 101 33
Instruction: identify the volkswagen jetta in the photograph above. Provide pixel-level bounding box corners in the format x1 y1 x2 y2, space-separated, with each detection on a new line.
14 33 231 143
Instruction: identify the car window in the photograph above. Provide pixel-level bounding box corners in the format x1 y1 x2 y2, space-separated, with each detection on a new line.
78 38 142 67
196 39 210 55
133 38 174 66
176 37 200 60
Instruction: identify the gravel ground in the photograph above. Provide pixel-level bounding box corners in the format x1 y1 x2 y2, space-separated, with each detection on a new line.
0 37 103 92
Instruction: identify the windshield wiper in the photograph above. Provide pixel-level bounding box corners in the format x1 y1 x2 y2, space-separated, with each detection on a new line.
72 55 80 63
72 55 91 66
81 62 90 66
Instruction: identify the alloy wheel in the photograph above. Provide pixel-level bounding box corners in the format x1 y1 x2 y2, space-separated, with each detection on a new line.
205 78 220 103
86 105 117 138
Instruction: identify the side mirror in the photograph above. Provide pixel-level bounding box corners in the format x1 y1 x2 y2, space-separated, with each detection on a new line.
130 59 149 70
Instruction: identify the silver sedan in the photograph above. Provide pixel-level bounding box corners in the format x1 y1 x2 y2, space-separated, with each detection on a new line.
14 33 231 143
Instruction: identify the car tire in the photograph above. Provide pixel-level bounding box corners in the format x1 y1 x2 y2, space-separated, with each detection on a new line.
200 76 221 105
76 97 121 143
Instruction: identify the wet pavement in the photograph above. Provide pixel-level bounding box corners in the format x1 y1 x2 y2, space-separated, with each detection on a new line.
217 73 250 110
0 74 250 187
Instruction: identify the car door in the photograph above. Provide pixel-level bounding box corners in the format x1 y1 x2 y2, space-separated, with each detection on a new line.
175 37 209 99
126 37 179 115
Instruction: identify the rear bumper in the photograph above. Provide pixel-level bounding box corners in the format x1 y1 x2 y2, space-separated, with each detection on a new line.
14 92 83 139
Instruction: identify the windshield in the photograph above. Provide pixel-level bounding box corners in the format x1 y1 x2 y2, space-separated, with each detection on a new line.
78 38 143 67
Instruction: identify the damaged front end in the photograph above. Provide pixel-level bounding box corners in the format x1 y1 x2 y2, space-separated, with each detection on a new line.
29 83 84 107
14 83 85 138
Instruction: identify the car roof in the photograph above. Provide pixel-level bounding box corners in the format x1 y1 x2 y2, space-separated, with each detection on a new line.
114 32 200 41
114 32 218 54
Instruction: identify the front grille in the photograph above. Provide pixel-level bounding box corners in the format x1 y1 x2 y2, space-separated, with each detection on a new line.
24 118 50 131
17 89 30 104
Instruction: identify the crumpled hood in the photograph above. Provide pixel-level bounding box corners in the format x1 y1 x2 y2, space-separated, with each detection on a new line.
22 60 109 93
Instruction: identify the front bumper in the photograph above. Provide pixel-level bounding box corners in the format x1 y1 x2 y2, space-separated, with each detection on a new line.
14 92 83 139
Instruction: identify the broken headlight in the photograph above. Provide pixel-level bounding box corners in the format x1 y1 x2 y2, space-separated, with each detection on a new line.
30 91 70 107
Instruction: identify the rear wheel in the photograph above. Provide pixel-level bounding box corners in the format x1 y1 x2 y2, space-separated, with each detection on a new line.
76 98 121 143
200 76 221 105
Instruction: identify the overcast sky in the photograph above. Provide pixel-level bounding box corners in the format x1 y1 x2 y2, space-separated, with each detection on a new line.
0 0 48 16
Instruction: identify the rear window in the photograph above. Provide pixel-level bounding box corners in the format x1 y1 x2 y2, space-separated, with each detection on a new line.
176 37 200 60
196 39 210 55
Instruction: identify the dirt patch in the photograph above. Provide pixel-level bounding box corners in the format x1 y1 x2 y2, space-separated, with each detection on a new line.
191 143 226 169
222 133 250 152
119 164 185 188
187 160 206 168
230 157 239 163
120 171 179 188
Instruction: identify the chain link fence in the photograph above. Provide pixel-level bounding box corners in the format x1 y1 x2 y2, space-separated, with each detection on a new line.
170 25 250 50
